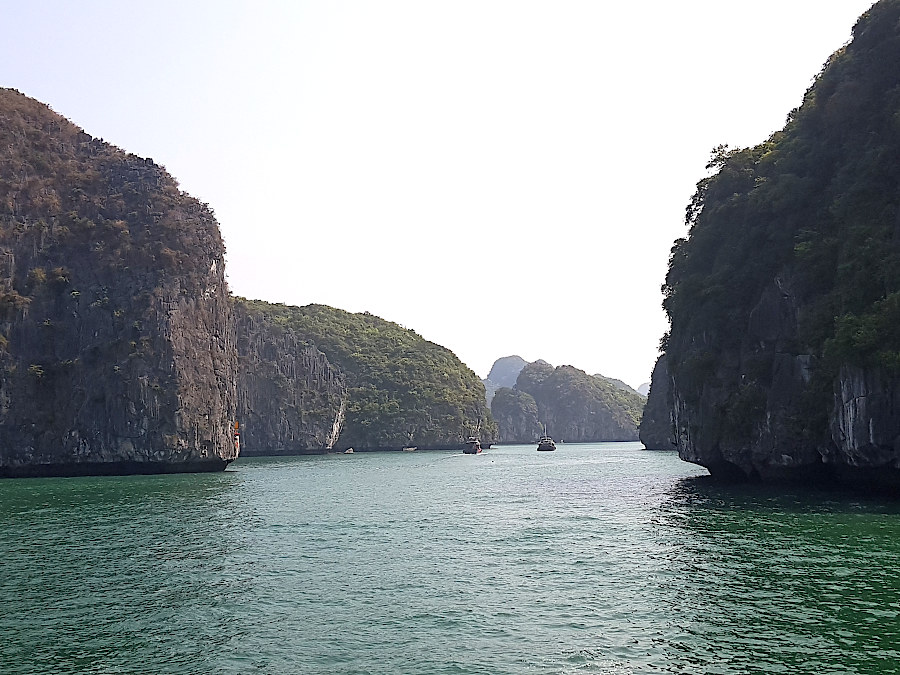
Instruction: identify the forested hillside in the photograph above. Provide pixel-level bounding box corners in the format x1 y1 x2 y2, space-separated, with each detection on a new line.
491 360 643 443
237 300 496 450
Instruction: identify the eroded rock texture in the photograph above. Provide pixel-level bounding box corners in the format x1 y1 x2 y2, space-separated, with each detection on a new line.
233 300 346 455
490 387 542 443
492 360 643 443
0 88 236 476
638 356 676 451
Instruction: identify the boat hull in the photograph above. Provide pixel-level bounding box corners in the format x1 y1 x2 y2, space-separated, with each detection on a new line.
462 436 482 454
537 436 556 452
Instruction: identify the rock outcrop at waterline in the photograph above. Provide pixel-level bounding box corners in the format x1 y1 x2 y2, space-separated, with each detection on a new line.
638 356 676 451
490 386 543 443
0 88 237 476
651 1 900 487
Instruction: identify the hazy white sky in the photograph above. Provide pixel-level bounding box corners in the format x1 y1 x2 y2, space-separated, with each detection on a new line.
0 1 875 387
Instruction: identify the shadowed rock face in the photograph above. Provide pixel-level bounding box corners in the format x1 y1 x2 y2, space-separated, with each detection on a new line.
0 88 236 476
482 355 528 406
827 366 900 489
665 277 829 482
233 300 346 455
490 387 542 443
654 2 900 489
638 356 676 451
0 89 502 473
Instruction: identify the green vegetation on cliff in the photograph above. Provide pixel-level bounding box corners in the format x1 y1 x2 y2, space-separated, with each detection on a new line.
667 1 900 374
232 300 346 455
236 299 495 449
659 1 900 478
0 87 496 471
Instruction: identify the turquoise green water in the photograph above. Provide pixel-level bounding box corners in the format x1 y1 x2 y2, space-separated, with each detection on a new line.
2 443 900 674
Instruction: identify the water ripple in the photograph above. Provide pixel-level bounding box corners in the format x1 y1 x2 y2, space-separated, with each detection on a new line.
3 444 900 673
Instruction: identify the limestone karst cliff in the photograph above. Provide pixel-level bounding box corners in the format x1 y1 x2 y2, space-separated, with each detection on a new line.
0 89 509 475
482 354 528 405
638 356 676 451
486 355 527 388
0 88 236 476
235 300 497 451
490 386 543 443
233 299 346 455
651 0 900 487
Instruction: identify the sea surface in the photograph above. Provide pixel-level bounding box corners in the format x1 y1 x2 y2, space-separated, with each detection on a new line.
2 443 900 675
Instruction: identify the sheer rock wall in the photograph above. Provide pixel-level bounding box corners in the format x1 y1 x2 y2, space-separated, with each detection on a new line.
234 301 346 455
0 88 236 476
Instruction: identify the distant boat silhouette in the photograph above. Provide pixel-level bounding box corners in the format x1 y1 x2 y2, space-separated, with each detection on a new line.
537 426 556 451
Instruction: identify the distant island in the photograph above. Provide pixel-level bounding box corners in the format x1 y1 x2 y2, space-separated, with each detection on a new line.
644 0 900 490
0 88 494 476
485 356 644 443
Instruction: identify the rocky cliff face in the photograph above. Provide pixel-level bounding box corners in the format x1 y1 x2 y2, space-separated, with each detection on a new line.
638 356 676 451
233 300 346 455
482 355 528 406
0 88 236 476
490 387 542 442
828 366 900 487
0 89 508 474
234 300 496 451
664 275 841 481
492 360 642 443
654 1 900 488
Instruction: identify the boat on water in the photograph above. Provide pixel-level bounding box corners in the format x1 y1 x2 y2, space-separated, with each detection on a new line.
537 435 556 452
462 437 482 454
402 446 417 452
